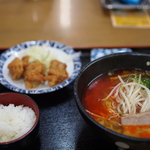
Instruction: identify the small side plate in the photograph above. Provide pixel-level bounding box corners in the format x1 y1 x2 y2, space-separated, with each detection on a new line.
0 40 82 94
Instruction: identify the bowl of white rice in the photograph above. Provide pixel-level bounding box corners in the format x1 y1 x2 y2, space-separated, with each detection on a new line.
0 92 39 149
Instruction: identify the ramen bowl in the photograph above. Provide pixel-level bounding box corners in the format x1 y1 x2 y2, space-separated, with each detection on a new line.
0 92 39 149
74 52 150 150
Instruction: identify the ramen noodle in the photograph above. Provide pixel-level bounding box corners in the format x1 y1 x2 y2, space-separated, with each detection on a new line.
83 70 150 138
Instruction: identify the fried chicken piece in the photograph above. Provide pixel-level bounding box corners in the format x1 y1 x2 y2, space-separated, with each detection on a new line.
22 56 30 69
25 80 42 89
8 58 24 80
45 60 69 86
45 75 59 87
24 61 45 89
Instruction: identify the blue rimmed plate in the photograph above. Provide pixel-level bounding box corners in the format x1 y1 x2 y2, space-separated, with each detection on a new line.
0 40 82 94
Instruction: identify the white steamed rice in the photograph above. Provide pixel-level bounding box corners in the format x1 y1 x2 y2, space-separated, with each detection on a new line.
0 104 36 143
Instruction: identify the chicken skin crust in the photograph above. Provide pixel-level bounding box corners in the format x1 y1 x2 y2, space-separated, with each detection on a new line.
8 58 24 80
8 56 69 89
24 61 46 89
45 60 68 86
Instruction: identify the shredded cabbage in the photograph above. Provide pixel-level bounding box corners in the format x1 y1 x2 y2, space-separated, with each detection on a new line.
23 45 73 72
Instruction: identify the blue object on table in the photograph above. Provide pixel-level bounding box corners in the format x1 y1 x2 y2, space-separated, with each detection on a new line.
90 48 132 61
120 0 141 4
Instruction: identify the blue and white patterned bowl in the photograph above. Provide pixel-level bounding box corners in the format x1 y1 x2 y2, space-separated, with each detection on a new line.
0 40 81 94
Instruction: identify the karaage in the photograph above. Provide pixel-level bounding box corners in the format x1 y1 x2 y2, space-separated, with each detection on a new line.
8 56 69 89
22 55 30 69
45 60 68 86
8 58 24 80
24 61 45 89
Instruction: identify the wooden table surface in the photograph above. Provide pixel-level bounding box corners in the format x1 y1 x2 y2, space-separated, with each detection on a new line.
0 0 150 49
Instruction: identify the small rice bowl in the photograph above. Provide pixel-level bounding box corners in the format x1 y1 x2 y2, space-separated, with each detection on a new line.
0 104 36 143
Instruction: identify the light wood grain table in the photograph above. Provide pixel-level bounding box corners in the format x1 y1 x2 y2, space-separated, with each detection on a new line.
0 0 150 49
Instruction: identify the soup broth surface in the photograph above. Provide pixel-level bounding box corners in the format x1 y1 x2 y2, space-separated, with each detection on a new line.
83 70 150 138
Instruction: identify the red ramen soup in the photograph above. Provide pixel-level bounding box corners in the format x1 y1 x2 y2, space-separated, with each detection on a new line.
82 70 150 138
